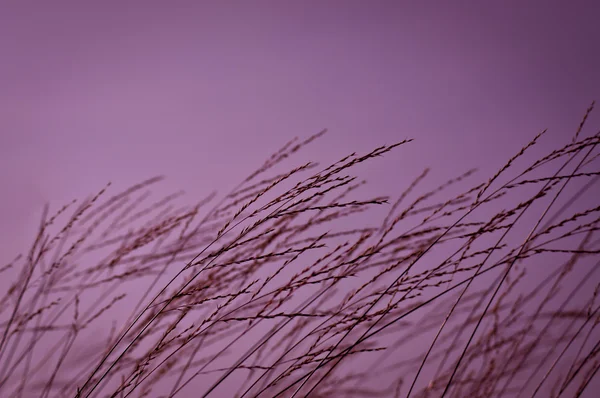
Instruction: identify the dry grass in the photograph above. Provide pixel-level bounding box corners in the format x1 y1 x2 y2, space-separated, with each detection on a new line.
1 105 600 397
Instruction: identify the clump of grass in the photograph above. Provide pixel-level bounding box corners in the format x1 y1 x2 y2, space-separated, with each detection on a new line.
1 105 599 397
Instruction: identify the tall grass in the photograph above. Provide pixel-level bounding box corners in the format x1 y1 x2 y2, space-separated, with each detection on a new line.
1 105 599 397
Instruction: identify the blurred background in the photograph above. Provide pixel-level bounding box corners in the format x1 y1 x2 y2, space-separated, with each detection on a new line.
1 0 599 261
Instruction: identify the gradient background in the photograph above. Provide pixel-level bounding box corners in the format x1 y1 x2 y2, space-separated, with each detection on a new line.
1 0 599 395
2 0 600 261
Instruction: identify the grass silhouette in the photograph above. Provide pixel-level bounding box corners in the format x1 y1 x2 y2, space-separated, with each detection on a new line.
1 104 600 397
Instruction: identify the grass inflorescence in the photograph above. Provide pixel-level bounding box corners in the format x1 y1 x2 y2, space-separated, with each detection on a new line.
1 105 600 397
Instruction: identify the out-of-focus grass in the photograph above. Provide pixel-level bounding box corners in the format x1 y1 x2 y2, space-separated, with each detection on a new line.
1 105 600 397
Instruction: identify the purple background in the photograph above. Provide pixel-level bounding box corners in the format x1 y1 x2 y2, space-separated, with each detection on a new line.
2 0 600 258
0 1 599 394
2 1 599 261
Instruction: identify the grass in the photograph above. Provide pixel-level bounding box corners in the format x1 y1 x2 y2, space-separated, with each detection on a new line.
1 104 600 397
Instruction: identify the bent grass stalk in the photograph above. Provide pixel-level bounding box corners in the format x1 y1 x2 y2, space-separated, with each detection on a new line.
1 107 599 397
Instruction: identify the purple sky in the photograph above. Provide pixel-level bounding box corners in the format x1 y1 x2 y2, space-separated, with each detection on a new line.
2 1 599 259
1 1 600 395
